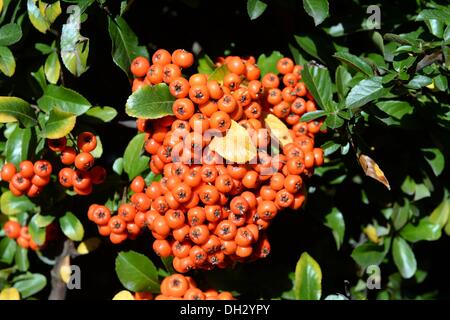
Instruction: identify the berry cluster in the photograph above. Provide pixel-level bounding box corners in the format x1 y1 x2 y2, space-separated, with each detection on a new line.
2 220 56 251
155 273 234 300
49 133 106 195
1 160 52 197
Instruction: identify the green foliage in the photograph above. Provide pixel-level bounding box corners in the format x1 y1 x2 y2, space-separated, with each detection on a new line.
115 251 159 292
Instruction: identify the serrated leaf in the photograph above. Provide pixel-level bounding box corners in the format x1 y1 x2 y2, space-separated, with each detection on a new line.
60 6 89 77
37 85 91 115
108 16 148 78
209 120 257 163
345 77 387 110
0 45 15 77
301 64 333 111
247 0 267 20
123 133 149 180
0 23 22 46
115 251 159 292
44 51 60 84
324 208 345 250
85 106 117 122
293 252 322 300
392 237 416 279
59 212 84 241
333 51 373 77
43 108 76 139
302 0 329 26
125 84 175 119
257 51 283 77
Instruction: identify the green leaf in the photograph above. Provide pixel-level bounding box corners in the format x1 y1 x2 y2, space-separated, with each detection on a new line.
112 157 124 175
345 77 387 110
0 45 15 77
422 148 444 176
392 201 410 230
31 66 47 91
300 110 327 122
401 176 416 196
416 9 450 23
351 238 391 268
324 114 344 129
0 237 17 264
257 51 283 77
208 64 228 82
302 0 329 26
294 35 322 63
125 84 175 119
15 247 29 272
59 212 84 241
372 31 384 56
392 237 417 279
90 135 103 158
400 218 441 243
414 183 430 201
429 198 450 228
123 133 149 180
406 75 432 89
108 16 149 78
375 101 413 120
324 208 345 250
335 65 352 101
5 126 31 166
43 108 76 139
37 85 91 115
247 0 267 20
197 54 215 74
13 273 46 298
0 23 22 46
293 252 322 300
0 97 37 128
115 250 159 292
324 294 349 300
301 64 333 111
289 43 307 65
27 0 49 33
60 5 89 77
0 191 35 215
44 52 60 84
85 106 117 122
333 52 373 77
29 214 47 246
434 74 448 92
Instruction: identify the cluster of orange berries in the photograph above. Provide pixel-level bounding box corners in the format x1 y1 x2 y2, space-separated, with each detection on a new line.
3 220 44 250
155 273 234 300
1 159 52 197
93 50 324 273
48 132 106 196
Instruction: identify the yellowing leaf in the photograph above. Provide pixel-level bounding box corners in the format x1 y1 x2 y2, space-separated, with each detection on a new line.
264 114 293 147
209 120 257 163
358 154 391 190
364 225 379 244
0 288 21 300
44 108 76 139
112 290 135 300
59 255 71 284
0 0 3 14
77 237 101 255
0 112 17 123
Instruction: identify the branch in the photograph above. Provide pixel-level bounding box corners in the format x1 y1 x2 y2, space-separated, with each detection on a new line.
48 240 79 300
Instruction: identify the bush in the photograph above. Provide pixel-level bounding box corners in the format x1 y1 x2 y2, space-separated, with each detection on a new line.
0 0 449 301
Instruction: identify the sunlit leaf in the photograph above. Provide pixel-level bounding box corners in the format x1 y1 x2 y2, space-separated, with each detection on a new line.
358 154 390 190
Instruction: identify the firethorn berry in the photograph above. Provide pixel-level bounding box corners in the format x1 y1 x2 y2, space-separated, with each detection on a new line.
72 170 91 190
131 56 150 77
131 193 152 211
118 204 136 222
276 57 294 74
163 64 182 83
34 160 52 177
226 57 246 75
209 111 231 132
261 73 280 88
11 173 31 191
19 160 34 179
110 232 127 244
172 98 195 120
152 49 171 66
3 220 21 239
189 85 210 104
92 206 111 226
172 49 194 68
59 167 74 187
77 132 97 153
130 175 145 193
146 64 164 84
109 216 127 234
90 166 107 185
47 137 67 152
75 152 94 171
153 239 172 257
1 163 16 182
60 147 77 165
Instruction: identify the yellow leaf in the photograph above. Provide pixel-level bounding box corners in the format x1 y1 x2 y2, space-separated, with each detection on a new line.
0 0 3 14
358 154 390 190
112 290 135 300
77 237 101 255
0 112 18 123
264 114 293 147
209 120 257 163
59 255 71 284
364 225 379 244
0 288 20 300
